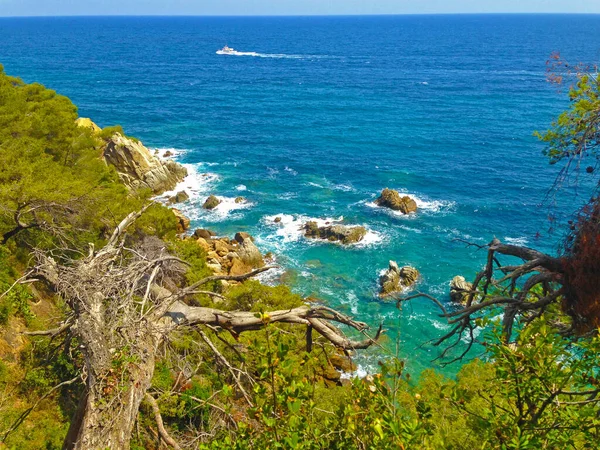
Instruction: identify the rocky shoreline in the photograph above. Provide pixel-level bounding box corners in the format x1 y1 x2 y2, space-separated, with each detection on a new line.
79 118 463 309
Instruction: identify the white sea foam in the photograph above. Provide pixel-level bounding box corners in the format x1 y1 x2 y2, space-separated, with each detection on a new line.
158 164 221 202
198 196 254 222
505 236 528 245
261 214 382 248
235 184 247 191
306 178 356 192
153 147 188 158
284 166 298 176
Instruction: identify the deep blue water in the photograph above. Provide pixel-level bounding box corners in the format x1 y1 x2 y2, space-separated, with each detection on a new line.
1 15 599 374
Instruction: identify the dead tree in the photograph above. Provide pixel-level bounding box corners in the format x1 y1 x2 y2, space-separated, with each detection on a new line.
26 209 380 449
400 235 597 363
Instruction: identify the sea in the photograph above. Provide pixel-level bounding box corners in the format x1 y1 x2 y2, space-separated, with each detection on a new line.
1 14 599 375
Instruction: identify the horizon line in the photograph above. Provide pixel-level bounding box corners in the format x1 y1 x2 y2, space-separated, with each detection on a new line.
1 12 600 19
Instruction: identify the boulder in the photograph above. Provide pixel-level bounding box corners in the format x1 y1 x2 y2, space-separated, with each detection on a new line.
379 261 419 297
213 240 230 256
274 216 282 223
163 150 173 158
229 257 252 276
75 117 101 134
193 228 216 240
450 276 473 304
203 195 221 210
195 237 210 251
171 208 190 233
168 190 189 204
375 188 417 214
234 196 246 204
329 353 357 373
102 133 187 195
236 236 264 268
303 221 367 245
234 232 253 243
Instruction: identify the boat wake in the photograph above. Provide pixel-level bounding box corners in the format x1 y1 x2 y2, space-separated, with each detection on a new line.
216 50 320 59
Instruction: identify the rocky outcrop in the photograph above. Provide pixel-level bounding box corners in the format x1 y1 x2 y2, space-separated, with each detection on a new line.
379 261 419 297
235 196 246 204
193 228 216 240
450 276 473 304
203 195 221 210
167 190 189 204
171 208 190 233
375 188 417 214
191 231 265 278
303 222 367 245
102 133 187 195
75 117 101 133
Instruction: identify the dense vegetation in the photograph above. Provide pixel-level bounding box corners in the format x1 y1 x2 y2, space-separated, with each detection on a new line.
0 63 598 449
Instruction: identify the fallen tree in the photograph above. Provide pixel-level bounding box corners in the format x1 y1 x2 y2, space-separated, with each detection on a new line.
19 208 380 450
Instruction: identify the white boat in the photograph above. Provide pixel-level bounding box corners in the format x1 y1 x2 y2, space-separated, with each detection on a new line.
217 45 236 55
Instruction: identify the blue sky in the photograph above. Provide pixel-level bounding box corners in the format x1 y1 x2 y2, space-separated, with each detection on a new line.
1 0 599 17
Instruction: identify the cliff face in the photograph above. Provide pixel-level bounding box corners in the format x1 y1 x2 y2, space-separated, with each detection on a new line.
102 132 187 195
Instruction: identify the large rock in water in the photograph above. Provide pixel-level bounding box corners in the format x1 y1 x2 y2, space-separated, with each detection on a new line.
450 276 473 304
379 261 419 297
375 188 417 214
303 221 367 245
203 195 221 210
102 133 187 195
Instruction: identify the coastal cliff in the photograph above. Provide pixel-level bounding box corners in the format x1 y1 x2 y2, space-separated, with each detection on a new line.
102 132 188 194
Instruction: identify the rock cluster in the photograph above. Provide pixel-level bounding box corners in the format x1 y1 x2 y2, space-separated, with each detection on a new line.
449 276 473 304
102 133 188 195
379 261 419 297
303 221 367 245
202 195 221 210
375 188 417 214
194 230 265 277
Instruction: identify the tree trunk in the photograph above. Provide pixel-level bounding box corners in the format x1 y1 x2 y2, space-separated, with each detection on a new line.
63 315 158 450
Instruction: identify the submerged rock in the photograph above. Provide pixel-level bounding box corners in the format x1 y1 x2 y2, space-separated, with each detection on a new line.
450 276 473 304
202 195 221 210
375 188 417 214
303 221 367 245
102 132 187 195
379 261 419 297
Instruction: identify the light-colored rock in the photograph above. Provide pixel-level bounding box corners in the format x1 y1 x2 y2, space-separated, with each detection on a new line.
203 195 221 210
171 208 190 233
379 261 419 297
450 276 473 304
75 117 101 133
195 237 210 251
303 221 367 245
102 133 187 194
375 188 417 214
236 236 264 268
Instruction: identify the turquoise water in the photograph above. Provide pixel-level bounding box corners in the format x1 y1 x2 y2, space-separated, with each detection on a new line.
2 15 599 374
